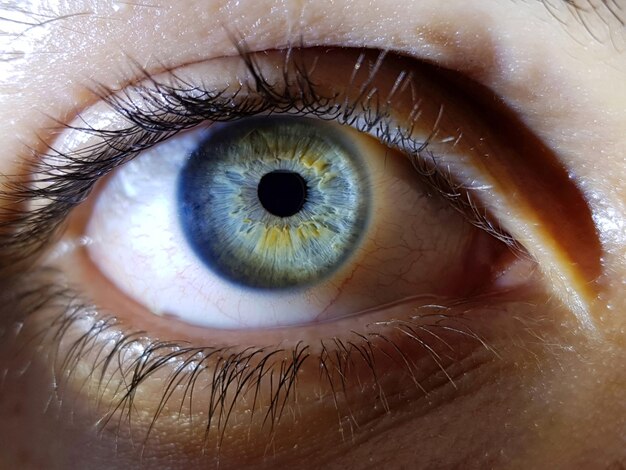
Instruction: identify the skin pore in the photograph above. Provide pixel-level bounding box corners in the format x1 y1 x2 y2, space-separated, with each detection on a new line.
0 0 624 468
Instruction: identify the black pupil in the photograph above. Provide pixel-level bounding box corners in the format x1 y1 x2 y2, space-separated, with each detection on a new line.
257 171 308 217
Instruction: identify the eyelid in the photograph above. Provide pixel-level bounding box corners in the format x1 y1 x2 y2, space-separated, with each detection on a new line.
423 69 604 328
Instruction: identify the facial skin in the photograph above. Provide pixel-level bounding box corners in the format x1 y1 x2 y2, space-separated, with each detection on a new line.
0 0 624 469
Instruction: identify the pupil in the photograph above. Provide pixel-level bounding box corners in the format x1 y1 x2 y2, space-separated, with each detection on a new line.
257 170 308 217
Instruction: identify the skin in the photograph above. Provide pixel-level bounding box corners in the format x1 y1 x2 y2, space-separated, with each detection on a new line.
0 0 624 468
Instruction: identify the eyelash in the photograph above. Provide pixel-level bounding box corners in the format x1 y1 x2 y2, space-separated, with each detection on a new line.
0 46 516 274
0 46 505 447
4 269 494 448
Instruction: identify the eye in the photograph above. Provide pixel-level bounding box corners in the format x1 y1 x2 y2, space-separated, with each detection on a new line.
84 115 481 328
49 48 527 332
20 46 582 463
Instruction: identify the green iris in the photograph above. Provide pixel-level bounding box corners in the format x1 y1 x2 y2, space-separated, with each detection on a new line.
178 116 371 289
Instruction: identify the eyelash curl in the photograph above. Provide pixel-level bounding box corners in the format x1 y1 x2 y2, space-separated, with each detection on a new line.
0 44 506 457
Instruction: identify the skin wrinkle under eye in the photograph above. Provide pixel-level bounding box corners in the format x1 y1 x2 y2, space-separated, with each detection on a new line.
0 1 624 469
0 269 558 467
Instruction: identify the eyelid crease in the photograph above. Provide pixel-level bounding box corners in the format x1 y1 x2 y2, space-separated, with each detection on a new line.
428 66 603 329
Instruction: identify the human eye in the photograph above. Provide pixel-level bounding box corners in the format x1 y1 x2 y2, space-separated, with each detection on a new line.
1 1 624 469
0 44 597 466
52 49 533 331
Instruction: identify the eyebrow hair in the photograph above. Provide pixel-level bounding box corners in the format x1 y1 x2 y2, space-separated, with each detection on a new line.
0 3 96 63
561 0 624 25
537 0 625 44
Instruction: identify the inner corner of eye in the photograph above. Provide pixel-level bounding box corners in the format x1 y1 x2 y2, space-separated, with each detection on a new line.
61 114 516 331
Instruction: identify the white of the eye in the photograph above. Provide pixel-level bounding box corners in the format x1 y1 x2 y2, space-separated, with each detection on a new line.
87 126 348 329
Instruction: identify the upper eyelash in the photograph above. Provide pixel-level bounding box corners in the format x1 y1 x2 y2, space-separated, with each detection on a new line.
0 46 517 277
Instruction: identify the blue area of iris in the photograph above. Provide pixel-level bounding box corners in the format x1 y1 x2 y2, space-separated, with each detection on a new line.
178 115 370 290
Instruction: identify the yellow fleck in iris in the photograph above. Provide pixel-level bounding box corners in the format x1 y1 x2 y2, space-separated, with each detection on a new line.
258 226 295 251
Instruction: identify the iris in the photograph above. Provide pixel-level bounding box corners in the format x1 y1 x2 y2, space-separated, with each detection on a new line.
178 116 371 289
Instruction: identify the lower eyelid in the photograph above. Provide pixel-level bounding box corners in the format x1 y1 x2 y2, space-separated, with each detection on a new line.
0 268 553 466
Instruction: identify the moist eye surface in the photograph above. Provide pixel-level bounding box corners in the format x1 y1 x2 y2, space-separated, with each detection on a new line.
178 116 370 290
72 48 537 331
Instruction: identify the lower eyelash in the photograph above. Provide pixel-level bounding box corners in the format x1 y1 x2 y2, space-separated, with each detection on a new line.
0 267 500 454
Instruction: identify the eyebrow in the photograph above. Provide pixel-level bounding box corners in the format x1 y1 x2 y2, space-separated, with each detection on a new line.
537 0 625 43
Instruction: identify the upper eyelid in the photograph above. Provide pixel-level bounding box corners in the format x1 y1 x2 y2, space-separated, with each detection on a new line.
0 0 621 174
